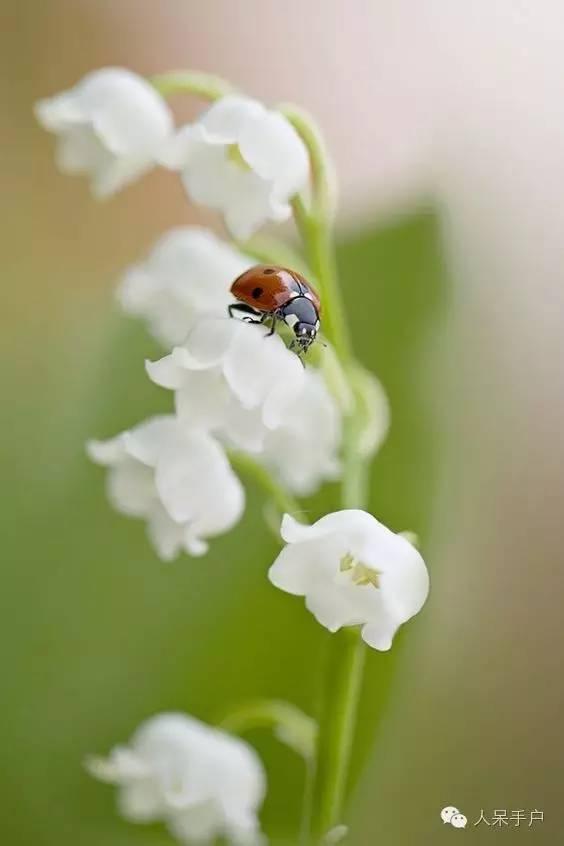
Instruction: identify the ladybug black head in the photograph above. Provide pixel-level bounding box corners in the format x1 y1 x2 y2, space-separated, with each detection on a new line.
295 322 317 349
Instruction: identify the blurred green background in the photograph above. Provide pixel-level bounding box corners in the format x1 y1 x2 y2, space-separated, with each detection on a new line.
3 2 562 845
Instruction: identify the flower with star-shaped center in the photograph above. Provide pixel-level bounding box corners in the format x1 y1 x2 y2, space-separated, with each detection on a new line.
268 510 429 650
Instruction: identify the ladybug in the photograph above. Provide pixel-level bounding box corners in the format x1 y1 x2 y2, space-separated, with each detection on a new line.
228 264 321 354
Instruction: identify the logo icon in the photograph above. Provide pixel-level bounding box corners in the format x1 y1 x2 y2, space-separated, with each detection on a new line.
441 807 468 829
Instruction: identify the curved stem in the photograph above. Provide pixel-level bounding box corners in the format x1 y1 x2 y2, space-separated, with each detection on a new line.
150 70 234 100
292 198 353 367
220 698 318 846
280 104 336 220
228 450 301 520
219 698 317 760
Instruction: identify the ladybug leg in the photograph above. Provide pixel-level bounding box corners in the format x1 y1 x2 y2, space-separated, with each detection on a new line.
288 338 306 366
263 309 283 337
228 303 262 323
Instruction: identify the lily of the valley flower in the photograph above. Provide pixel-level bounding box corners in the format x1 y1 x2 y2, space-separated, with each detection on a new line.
146 318 305 452
269 510 429 650
86 713 266 846
118 227 253 347
35 68 173 197
160 95 309 239
87 415 244 559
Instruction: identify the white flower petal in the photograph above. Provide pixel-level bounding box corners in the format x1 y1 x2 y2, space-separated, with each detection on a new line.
86 434 126 465
280 512 345 545
105 464 155 518
146 504 186 562
182 142 237 208
122 415 177 466
81 68 172 156
222 170 278 240
91 155 152 199
183 534 209 558
220 402 266 453
107 460 157 518
167 800 223 843
118 779 165 823
268 534 342 596
145 351 190 389
184 318 237 367
198 96 265 144
261 359 305 429
260 369 342 494
223 323 303 420
379 536 430 623
361 613 400 652
239 110 309 198
305 583 359 632
85 747 149 783
158 124 203 170
155 430 244 532
35 92 84 130
55 125 110 174
174 369 230 429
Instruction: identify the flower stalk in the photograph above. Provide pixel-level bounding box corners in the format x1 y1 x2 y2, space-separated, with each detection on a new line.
287 114 371 843
150 70 234 100
227 450 302 526
312 629 366 839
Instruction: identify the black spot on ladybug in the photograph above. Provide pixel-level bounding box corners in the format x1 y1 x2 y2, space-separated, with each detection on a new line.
263 268 275 274
252 287 263 299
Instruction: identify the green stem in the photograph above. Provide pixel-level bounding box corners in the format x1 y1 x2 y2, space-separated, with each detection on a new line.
312 630 366 840
150 70 234 100
280 104 336 220
292 198 353 367
309 446 368 843
219 699 317 760
227 450 300 519
288 109 370 845
219 698 317 846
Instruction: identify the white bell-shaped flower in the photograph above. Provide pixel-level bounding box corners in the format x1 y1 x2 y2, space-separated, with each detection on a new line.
260 369 342 495
86 712 265 845
160 95 309 239
146 318 305 453
87 415 244 558
269 510 429 650
35 68 173 197
118 227 253 347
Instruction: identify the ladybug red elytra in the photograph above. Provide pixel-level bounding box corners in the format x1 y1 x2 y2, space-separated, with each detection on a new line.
228 264 321 355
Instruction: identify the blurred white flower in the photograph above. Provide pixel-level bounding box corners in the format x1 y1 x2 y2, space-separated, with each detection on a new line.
118 227 253 347
86 712 265 846
87 415 244 559
160 95 309 239
261 369 342 496
146 318 305 453
35 68 173 197
269 510 429 650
